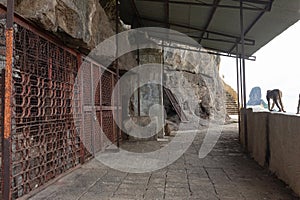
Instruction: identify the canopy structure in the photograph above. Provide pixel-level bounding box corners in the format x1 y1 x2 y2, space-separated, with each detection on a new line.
120 0 300 58
119 0 300 150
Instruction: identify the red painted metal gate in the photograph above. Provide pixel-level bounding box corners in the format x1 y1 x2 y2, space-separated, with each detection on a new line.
0 5 120 199
80 58 119 158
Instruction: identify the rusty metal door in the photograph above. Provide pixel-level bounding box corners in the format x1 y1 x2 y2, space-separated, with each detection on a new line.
81 59 96 158
101 70 116 144
81 58 119 150
81 58 110 157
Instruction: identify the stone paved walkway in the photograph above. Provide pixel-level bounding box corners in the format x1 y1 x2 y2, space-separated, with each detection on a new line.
29 123 299 200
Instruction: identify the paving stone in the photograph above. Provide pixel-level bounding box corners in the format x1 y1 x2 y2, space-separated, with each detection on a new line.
114 188 145 197
29 123 299 200
144 187 165 199
110 194 141 200
148 177 165 187
78 190 113 200
118 184 146 192
88 182 118 193
166 181 188 188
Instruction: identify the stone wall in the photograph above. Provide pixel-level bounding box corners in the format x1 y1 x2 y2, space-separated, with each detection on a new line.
241 109 300 196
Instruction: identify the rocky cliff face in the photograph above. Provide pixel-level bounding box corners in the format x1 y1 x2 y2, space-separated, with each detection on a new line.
2 0 113 52
1 0 226 121
163 48 225 121
0 0 136 69
134 48 226 123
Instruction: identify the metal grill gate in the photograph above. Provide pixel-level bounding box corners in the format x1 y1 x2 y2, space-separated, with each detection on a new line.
80 58 119 159
0 5 120 199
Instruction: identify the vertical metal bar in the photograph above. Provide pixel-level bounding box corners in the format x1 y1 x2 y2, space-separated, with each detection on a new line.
236 48 241 140
115 0 120 148
111 73 116 143
137 48 141 116
239 57 243 108
137 74 141 116
160 42 165 137
240 0 248 150
78 54 85 164
91 63 95 156
6 0 13 28
99 67 103 151
2 0 14 199
240 3 247 108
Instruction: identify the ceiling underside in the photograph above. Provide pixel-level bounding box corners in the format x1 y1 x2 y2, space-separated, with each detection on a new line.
120 0 300 58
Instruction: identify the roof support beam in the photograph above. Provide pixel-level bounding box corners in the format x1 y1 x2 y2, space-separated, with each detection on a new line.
164 0 169 28
137 0 270 11
130 0 143 27
146 33 255 60
156 42 256 60
198 0 220 43
140 16 255 43
232 0 271 6
197 35 254 46
228 0 273 54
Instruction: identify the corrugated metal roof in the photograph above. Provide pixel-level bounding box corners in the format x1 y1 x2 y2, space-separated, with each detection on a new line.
120 0 300 57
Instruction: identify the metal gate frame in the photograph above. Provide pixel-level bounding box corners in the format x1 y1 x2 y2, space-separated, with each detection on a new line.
80 57 119 158
0 4 121 199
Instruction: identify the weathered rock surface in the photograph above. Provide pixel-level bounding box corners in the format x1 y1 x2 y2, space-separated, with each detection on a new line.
135 48 226 122
0 0 136 70
164 48 226 120
2 0 113 51
1 0 226 121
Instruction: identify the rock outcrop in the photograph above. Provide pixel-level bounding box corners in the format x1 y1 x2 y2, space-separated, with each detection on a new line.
1 0 227 122
163 48 226 121
3 0 114 52
134 48 226 123
0 0 136 69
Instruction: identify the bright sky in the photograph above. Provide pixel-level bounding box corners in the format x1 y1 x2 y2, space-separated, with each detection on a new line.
219 20 300 113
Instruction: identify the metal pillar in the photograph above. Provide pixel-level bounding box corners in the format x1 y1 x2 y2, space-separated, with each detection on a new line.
2 0 14 199
91 63 95 155
236 46 241 139
115 0 120 148
77 54 85 164
160 43 165 137
137 48 141 116
240 0 248 150
239 57 243 108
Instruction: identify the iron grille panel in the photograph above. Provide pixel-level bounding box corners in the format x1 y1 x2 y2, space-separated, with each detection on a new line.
92 64 101 153
101 71 113 106
102 110 114 143
0 7 120 199
10 23 81 198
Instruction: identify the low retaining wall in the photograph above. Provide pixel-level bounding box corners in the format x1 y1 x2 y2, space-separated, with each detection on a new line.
241 109 300 196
